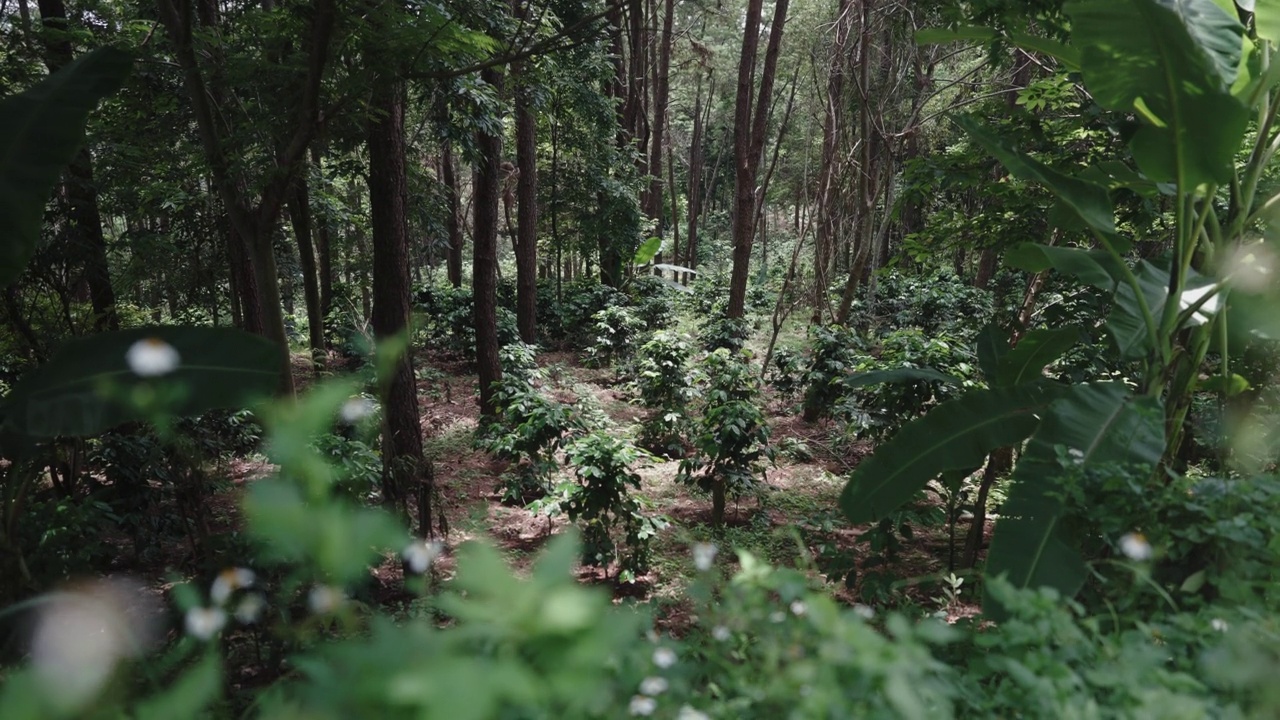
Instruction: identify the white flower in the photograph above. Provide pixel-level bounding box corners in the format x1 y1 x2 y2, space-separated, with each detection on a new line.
308 584 345 614
712 625 731 642
340 397 377 424
770 610 786 623
1067 447 1085 465
692 542 718 572
639 676 669 696
853 604 875 620
1211 618 1229 633
403 539 444 575
677 707 710 720
652 647 677 668
210 567 256 605
790 600 808 617
629 695 657 716
126 338 180 377
234 593 265 624
1118 532 1153 561
185 607 227 640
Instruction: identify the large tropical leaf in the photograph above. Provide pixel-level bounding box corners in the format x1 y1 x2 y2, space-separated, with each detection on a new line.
841 367 962 390
984 382 1165 616
1255 0 1280 43
956 116 1122 246
0 47 132 287
1066 0 1248 186
995 327 1081 387
1005 243 1124 290
840 384 1062 525
1 327 280 438
975 324 1010 382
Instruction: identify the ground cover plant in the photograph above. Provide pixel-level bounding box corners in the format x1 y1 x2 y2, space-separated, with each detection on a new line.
5 0 1280 718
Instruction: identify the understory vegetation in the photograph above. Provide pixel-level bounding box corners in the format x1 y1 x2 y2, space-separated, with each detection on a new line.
5 0 1280 717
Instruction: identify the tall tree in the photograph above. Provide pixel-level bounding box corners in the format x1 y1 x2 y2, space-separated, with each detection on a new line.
474 66 505 419
726 0 790 319
512 0 538 343
37 0 119 332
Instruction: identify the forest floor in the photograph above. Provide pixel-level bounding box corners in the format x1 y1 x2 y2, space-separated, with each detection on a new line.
375 343 988 631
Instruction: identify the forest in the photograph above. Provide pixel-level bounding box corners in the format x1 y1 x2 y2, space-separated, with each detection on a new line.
3 0 1280 716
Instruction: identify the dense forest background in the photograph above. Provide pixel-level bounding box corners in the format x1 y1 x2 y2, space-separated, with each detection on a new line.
4 0 1280 717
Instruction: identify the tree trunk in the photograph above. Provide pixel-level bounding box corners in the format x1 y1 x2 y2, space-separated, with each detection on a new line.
442 141 464 288
287 170 325 366
39 0 119 332
812 0 854 323
513 0 538 343
644 0 674 231
311 147 334 336
686 72 709 282
474 67 505 419
367 66 426 513
726 0 790 319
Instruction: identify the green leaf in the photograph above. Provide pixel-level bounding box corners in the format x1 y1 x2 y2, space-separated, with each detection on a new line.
840 384 1062 525
914 25 1081 67
1256 0 1280 43
841 367 962 389
995 327 1081 387
985 382 1165 616
975 324 1010 383
1 326 280 438
632 236 662 265
1005 243 1124 289
0 47 132 287
134 652 222 720
956 116 1122 245
1106 260 1169 359
1067 0 1249 186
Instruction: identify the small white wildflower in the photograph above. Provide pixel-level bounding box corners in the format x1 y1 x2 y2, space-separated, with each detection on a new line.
1118 532 1153 561
769 610 786 623
403 539 444 575
677 706 710 720
639 676 669 696
233 593 265 625
126 338 180 377
339 397 377 424
184 606 227 641
853 603 875 620
629 695 657 716
1211 618 1229 633
1067 447 1085 465
692 542 718 572
712 625 731 642
652 647 677 669
790 600 808 617
210 567 256 606
308 584 345 615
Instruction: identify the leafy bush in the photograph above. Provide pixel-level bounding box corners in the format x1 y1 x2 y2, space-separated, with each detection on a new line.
628 274 679 331
416 285 519 359
561 432 667 581
857 269 994 340
801 324 865 421
311 432 382 502
678 349 775 525
698 314 751 352
841 328 977 438
766 347 805 398
585 305 644 368
634 331 698 457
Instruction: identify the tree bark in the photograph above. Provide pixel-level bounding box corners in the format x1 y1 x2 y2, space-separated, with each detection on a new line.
513 0 538 343
726 0 790 318
474 67 506 419
442 141 464 288
367 64 426 513
287 170 325 366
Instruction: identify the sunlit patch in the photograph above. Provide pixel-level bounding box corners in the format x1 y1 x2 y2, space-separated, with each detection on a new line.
639 676 668 695
652 646 677 669
629 695 657 716
308 584 345 615
340 397 377 424
210 567 256 605
125 337 180 377
1223 241 1275 293
31 578 160 711
403 539 444 575
691 542 717 572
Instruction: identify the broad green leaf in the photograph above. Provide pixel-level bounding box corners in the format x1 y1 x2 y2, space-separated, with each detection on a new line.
1077 161 1173 197
1 327 280 438
840 384 1062 524
975 324 1010 382
134 652 222 720
1106 260 1168 359
0 47 132 287
1067 0 1248 186
956 116 1122 244
632 236 662 265
915 25 996 45
1199 372 1250 396
1005 243 1124 289
842 367 962 390
1256 0 1280 42
995 327 1081 387
985 382 1165 615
